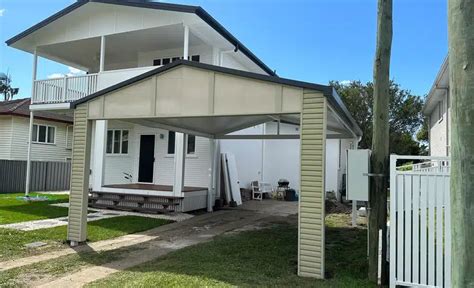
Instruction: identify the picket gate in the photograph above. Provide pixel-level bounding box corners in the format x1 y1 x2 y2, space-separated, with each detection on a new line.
390 155 451 288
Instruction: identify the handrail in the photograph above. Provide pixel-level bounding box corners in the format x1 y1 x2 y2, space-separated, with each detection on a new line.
32 73 99 104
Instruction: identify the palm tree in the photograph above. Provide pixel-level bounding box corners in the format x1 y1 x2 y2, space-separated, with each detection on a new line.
0 72 20 101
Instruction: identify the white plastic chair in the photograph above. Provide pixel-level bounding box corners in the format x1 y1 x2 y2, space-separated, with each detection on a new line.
251 181 274 201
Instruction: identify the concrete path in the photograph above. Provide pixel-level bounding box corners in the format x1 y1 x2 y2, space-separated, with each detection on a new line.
0 204 193 231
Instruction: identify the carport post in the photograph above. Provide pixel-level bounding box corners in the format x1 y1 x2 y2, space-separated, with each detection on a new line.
67 106 93 246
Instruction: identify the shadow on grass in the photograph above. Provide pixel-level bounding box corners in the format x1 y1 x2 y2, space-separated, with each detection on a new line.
0 205 69 221
85 222 374 288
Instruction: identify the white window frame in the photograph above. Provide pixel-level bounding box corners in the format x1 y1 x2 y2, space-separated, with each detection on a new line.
153 55 200 67
65 125 73 149
106 129 129 155
166 132 198 157
32 124 56 145
438 100 445 123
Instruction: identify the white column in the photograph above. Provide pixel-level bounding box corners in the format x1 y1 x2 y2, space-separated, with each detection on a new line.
351 137 359 227
100 36 106 72
25 111 34 196
173 133 186 197
25 50 38 196
183 25 189 60
207 139 218 212
92 120 107 191
212 47 220 65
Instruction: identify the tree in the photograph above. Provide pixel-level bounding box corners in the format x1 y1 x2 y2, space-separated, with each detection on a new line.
0 73 19 101
331 80 426 156
370 0 392 284
448 0 474 286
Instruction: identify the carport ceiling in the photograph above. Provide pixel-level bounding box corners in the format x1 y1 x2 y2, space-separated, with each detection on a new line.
127 114 299 137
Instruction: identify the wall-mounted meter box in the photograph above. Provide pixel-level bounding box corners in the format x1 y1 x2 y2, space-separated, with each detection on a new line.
346 149 370 201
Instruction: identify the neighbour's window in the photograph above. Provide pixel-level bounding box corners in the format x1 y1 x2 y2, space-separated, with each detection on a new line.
438 100 445 121
106 129 129 154
187 135 196 154
32 124 55 144
162 58 171 65
167 132 196 155
153 59 162 66
167 131 176 154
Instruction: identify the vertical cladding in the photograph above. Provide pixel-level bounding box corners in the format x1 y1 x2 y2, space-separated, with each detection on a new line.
298 92 326 278
67 104 92 243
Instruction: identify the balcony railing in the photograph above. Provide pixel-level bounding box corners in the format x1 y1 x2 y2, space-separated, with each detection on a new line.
32 74 99 104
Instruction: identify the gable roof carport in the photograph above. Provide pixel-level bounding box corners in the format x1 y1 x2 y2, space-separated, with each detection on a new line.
67 60 362 279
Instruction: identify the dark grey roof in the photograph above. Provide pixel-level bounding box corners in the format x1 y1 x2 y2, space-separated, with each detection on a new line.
5 0 276 76
72 60 363 137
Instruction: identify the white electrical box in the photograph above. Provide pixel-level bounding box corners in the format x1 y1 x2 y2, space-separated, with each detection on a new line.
346 149 370 201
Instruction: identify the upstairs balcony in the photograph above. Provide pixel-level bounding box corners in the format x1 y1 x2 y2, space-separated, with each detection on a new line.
33 74 98 104
32 66 156 105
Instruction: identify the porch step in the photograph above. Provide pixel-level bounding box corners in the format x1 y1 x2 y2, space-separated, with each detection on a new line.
88 191 183 214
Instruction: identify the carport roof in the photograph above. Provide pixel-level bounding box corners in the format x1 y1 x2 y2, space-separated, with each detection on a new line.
72 60 363 137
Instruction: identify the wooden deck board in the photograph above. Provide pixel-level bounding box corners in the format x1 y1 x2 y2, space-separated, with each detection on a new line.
102 183 207 193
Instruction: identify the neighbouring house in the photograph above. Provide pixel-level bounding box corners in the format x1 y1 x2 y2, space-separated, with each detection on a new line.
6 0 362 279
423 57 450 157
0 98 73 161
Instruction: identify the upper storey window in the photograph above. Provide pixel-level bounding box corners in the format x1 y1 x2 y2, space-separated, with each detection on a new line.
153 55 200 66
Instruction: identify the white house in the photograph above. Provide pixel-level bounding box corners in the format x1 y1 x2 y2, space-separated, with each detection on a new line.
0 98 73 162
423 57 450 156
6 0 362 278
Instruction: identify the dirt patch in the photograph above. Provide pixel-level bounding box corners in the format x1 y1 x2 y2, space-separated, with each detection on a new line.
325 200 352 214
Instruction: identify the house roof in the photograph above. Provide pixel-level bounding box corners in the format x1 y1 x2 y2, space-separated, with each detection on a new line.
5 0 276 76
0 99 73 124
72 60 363 137
423 56 449 116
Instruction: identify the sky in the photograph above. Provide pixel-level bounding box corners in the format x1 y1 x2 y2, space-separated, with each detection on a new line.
0 0 447 99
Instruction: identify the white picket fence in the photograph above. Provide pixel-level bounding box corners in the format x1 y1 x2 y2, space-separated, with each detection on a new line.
390 155 451 288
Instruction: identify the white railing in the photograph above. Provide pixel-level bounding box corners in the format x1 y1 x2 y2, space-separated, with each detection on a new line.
32 74 98 104
390 155 451 288
412 159 450 173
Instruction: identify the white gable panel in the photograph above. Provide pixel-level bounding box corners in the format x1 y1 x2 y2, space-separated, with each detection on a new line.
28 3 200 48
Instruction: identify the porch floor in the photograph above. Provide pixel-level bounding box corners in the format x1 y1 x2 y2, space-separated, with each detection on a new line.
102 183 207 193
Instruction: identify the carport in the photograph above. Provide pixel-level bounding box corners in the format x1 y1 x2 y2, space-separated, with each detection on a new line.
67 60 362 279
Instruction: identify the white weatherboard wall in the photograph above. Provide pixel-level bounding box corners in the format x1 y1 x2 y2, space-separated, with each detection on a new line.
0 116 13 160
0 116 72 162
100 120 210 188
325 139 340 193
428 97 451 156
220 122 348 195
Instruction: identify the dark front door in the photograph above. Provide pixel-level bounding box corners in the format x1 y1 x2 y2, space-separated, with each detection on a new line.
138 135 155 183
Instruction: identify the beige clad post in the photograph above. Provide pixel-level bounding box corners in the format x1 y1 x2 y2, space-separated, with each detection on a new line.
67 104 92 245
298 91 326 278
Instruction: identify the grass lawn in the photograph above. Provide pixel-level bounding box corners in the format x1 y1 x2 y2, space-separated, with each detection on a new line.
88 214 373 288
0 216 172 261
0 193 69 224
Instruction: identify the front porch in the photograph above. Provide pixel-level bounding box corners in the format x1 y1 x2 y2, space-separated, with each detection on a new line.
90 183 208 213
